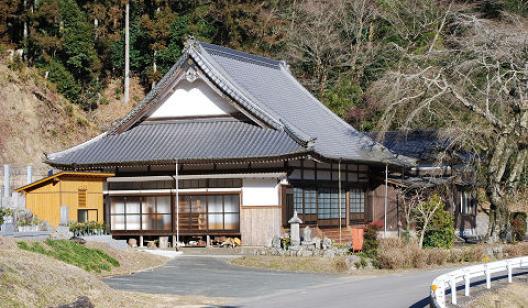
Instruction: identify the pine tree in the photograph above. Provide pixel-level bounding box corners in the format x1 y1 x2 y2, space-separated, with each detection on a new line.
0 0 24 45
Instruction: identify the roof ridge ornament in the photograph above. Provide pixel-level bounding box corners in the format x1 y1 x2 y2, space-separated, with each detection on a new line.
184 36 198 50
185 67 198 83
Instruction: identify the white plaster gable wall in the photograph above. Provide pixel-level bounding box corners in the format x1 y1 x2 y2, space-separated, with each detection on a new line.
148 79 236 119
242 178 280 206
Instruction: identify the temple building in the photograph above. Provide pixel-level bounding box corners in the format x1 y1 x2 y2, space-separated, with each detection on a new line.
45 39 412 246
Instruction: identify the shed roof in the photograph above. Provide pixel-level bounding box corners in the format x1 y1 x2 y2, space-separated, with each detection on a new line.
367 130 452 163
15 172 114 192
46 39 412 168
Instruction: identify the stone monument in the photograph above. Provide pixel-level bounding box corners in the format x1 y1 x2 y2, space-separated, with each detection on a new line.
288 210 303 249
301 225 318 250
159 236 169 249
322 237 332 250
271 235 282 250
303 225 312 242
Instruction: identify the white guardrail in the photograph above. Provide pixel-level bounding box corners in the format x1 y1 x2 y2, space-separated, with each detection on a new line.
430 256 528 307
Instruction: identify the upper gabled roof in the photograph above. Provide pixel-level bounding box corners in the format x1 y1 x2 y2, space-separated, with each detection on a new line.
47 39 412 168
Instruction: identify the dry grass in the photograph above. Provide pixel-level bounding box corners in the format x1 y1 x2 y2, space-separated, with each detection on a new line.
377 238 488 269
503 242 528 257
232 241 528 273
0 60 99 168
90 77 144 131
0 237 224 307
0 55 145 168
85 242 168 277
231 255 351 274
466 283 528 308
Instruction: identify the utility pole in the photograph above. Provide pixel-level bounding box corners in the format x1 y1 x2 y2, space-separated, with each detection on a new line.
23 0 28 60
152 50 157 89
123 0 130 104
384 164 388 238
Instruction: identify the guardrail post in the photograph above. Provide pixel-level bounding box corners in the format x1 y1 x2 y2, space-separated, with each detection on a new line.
440 289 446 308
431 257 528 308
507 263 512 283
464 274 470 296
485 266 491 289
450 278 457 305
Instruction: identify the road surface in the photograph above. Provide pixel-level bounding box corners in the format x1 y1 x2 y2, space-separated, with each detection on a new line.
104 255 455 307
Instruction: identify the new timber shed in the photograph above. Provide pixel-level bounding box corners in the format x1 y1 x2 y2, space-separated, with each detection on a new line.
44 39 413 246
16 172 114 227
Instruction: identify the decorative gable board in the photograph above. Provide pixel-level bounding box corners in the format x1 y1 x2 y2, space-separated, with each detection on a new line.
148 79 237 119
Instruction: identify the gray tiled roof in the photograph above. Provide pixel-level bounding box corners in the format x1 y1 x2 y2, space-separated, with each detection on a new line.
47 40 412 167
367 131 451 163
194 42 404 164
48 119 306 167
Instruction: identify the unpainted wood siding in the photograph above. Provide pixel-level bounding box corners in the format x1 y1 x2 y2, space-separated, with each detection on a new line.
24 177 105 227
240 206 281 246
370 184 399 231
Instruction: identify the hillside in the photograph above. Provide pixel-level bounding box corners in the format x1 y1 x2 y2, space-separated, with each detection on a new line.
0 237 222 307
0 58 143 168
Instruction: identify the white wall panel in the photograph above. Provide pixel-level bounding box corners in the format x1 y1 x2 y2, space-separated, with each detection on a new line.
149 80 236 119
242 178 279 206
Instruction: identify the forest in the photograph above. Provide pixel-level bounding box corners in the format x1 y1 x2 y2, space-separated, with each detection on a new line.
0 1 523 126
1 0 528 239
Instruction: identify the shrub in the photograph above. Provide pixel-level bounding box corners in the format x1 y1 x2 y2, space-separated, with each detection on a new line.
448 245 486 263
377 238 413 269
377 238 451 269
363 224 380 258
422 196 455 249
427 248 450 266
511 212 527 243
354 254 369 269
504 242 528 257
8 54 24 71
411 246 427 268
478 0 504 19
280 236 291 250
45 59 81 104
0 208 13 226
332 257 349 272
69 221 106 236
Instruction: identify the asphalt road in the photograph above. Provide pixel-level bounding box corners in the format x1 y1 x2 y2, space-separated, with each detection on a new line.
235 267 448 308
106 255 528 308
105 255 339 298
105 255 451 307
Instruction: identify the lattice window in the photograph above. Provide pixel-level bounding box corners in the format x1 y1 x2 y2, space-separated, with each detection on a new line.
349 188 366 222
349 189 365 213
78 187 87 208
